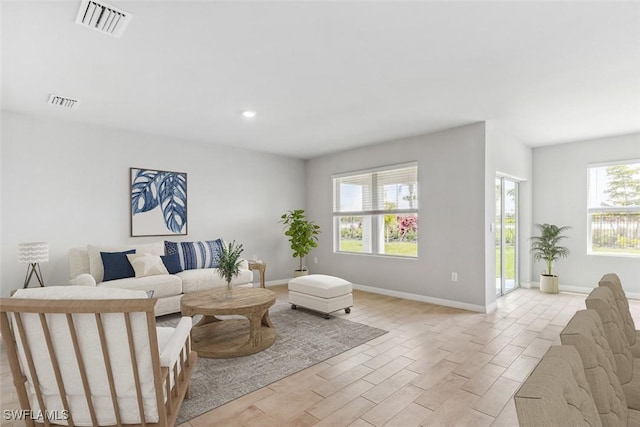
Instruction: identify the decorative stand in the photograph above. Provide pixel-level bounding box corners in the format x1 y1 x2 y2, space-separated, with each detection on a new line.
23 262 45 288
18 242 48 288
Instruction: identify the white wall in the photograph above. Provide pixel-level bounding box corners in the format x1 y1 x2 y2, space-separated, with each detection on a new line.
305 123 489 311
532 132 640 293
0 111 306 296
485 122 533 306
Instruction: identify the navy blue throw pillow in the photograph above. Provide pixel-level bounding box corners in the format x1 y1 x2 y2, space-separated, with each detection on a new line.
161 253 184 274
101 249 136 282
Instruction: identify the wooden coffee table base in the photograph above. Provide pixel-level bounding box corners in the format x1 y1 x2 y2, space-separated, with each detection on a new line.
191 313 276 358
181 288 277 359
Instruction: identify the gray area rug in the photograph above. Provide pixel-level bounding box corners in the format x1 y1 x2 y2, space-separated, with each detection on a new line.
157 301 387 424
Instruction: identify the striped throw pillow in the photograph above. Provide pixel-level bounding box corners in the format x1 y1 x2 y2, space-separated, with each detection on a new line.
164 239 225 270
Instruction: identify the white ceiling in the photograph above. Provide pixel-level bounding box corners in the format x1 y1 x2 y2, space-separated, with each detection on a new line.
2 1 639 159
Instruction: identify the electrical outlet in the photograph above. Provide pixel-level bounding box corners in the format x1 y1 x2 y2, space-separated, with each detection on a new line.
451 272 458 282
314 257 318 264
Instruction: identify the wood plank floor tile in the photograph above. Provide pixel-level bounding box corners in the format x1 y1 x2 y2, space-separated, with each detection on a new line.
526 317 551 333
312 364 375 398
508 329 539 348
473 377 521 417
411 359 460 391
418 389 481 426
492 398 519 427
318 353 374 380
267 362 329 394
445 341 484 364
307 379 375 420
364 351 402 371
313 397 376 427
382 402 433 427
253 389 324 421
325 344 372 366
362 368 420 404
404 342 450 362
501 354 540 383
187 386 275 426
490 344 524 368
461 362 506 396
522 338 553 359
188 404 264 427
452 409 495 427
364 336 409 357
362 356 415 385
538 324 565 342
413 373 467 410
399 331 442 349
452 351 494 379
348 419 375 427
499 322 528 338
479 334 513 356
469 327 502 345
361 384 425 427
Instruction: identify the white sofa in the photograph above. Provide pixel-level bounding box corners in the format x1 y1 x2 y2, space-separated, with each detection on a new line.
68 241 253 316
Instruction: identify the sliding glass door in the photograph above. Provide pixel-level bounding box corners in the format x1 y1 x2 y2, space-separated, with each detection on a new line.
496 177 519 296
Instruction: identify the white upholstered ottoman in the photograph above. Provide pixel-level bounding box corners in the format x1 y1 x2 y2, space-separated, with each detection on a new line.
288 274 353 319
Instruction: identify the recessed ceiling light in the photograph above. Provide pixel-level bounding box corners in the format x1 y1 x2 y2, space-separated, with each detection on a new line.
242 110 257 119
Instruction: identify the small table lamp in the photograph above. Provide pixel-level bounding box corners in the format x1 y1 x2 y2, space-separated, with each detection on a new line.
18 242 49 288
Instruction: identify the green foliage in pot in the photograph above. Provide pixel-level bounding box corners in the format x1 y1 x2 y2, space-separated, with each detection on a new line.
530 223 571 276
280 209 321 271
213 240 244 290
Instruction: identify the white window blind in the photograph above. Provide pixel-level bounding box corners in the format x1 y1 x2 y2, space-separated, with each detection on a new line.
333 163 418 215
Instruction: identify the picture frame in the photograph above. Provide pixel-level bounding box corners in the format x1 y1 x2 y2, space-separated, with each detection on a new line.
130 167 188 237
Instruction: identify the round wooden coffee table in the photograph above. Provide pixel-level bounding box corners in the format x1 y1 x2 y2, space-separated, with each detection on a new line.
180 287 276 358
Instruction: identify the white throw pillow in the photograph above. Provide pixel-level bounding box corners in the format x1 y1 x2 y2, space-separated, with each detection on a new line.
126 253 169 278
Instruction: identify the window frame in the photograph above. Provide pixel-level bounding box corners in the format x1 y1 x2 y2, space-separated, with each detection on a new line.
332 162 418 258
586 159 640 257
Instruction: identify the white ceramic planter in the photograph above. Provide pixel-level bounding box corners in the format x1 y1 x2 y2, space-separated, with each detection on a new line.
293 269 309 278
539 274 559 294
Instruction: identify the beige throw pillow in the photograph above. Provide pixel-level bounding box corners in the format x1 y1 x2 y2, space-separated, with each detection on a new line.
126 253 169 278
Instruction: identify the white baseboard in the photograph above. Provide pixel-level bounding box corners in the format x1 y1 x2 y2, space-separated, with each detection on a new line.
528 281 640 300
264 279 290 288
351 283 493 313
529 280 591 295
485 300 498 313
558 285 593 294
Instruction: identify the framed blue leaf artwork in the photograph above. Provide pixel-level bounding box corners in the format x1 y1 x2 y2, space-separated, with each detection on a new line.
130 167 188 237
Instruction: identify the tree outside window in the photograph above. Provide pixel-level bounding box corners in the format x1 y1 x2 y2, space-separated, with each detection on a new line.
588 162 640 255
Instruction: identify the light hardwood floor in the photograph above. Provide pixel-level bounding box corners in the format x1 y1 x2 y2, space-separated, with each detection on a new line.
3 285 639 427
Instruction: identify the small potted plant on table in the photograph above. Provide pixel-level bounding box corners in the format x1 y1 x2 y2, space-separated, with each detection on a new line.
530 223 571 294
214 240 244 296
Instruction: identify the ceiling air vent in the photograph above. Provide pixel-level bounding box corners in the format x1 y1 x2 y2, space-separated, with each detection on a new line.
75 0 132 38
48 94 79 109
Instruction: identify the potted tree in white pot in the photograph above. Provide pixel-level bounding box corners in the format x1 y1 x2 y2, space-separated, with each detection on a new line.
280 209 321 277
530 223 571 294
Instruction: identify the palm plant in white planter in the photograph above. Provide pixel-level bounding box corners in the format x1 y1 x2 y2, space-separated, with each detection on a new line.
530 223 571 294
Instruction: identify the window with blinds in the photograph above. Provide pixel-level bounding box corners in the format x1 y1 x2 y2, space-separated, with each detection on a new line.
333 162 418 257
